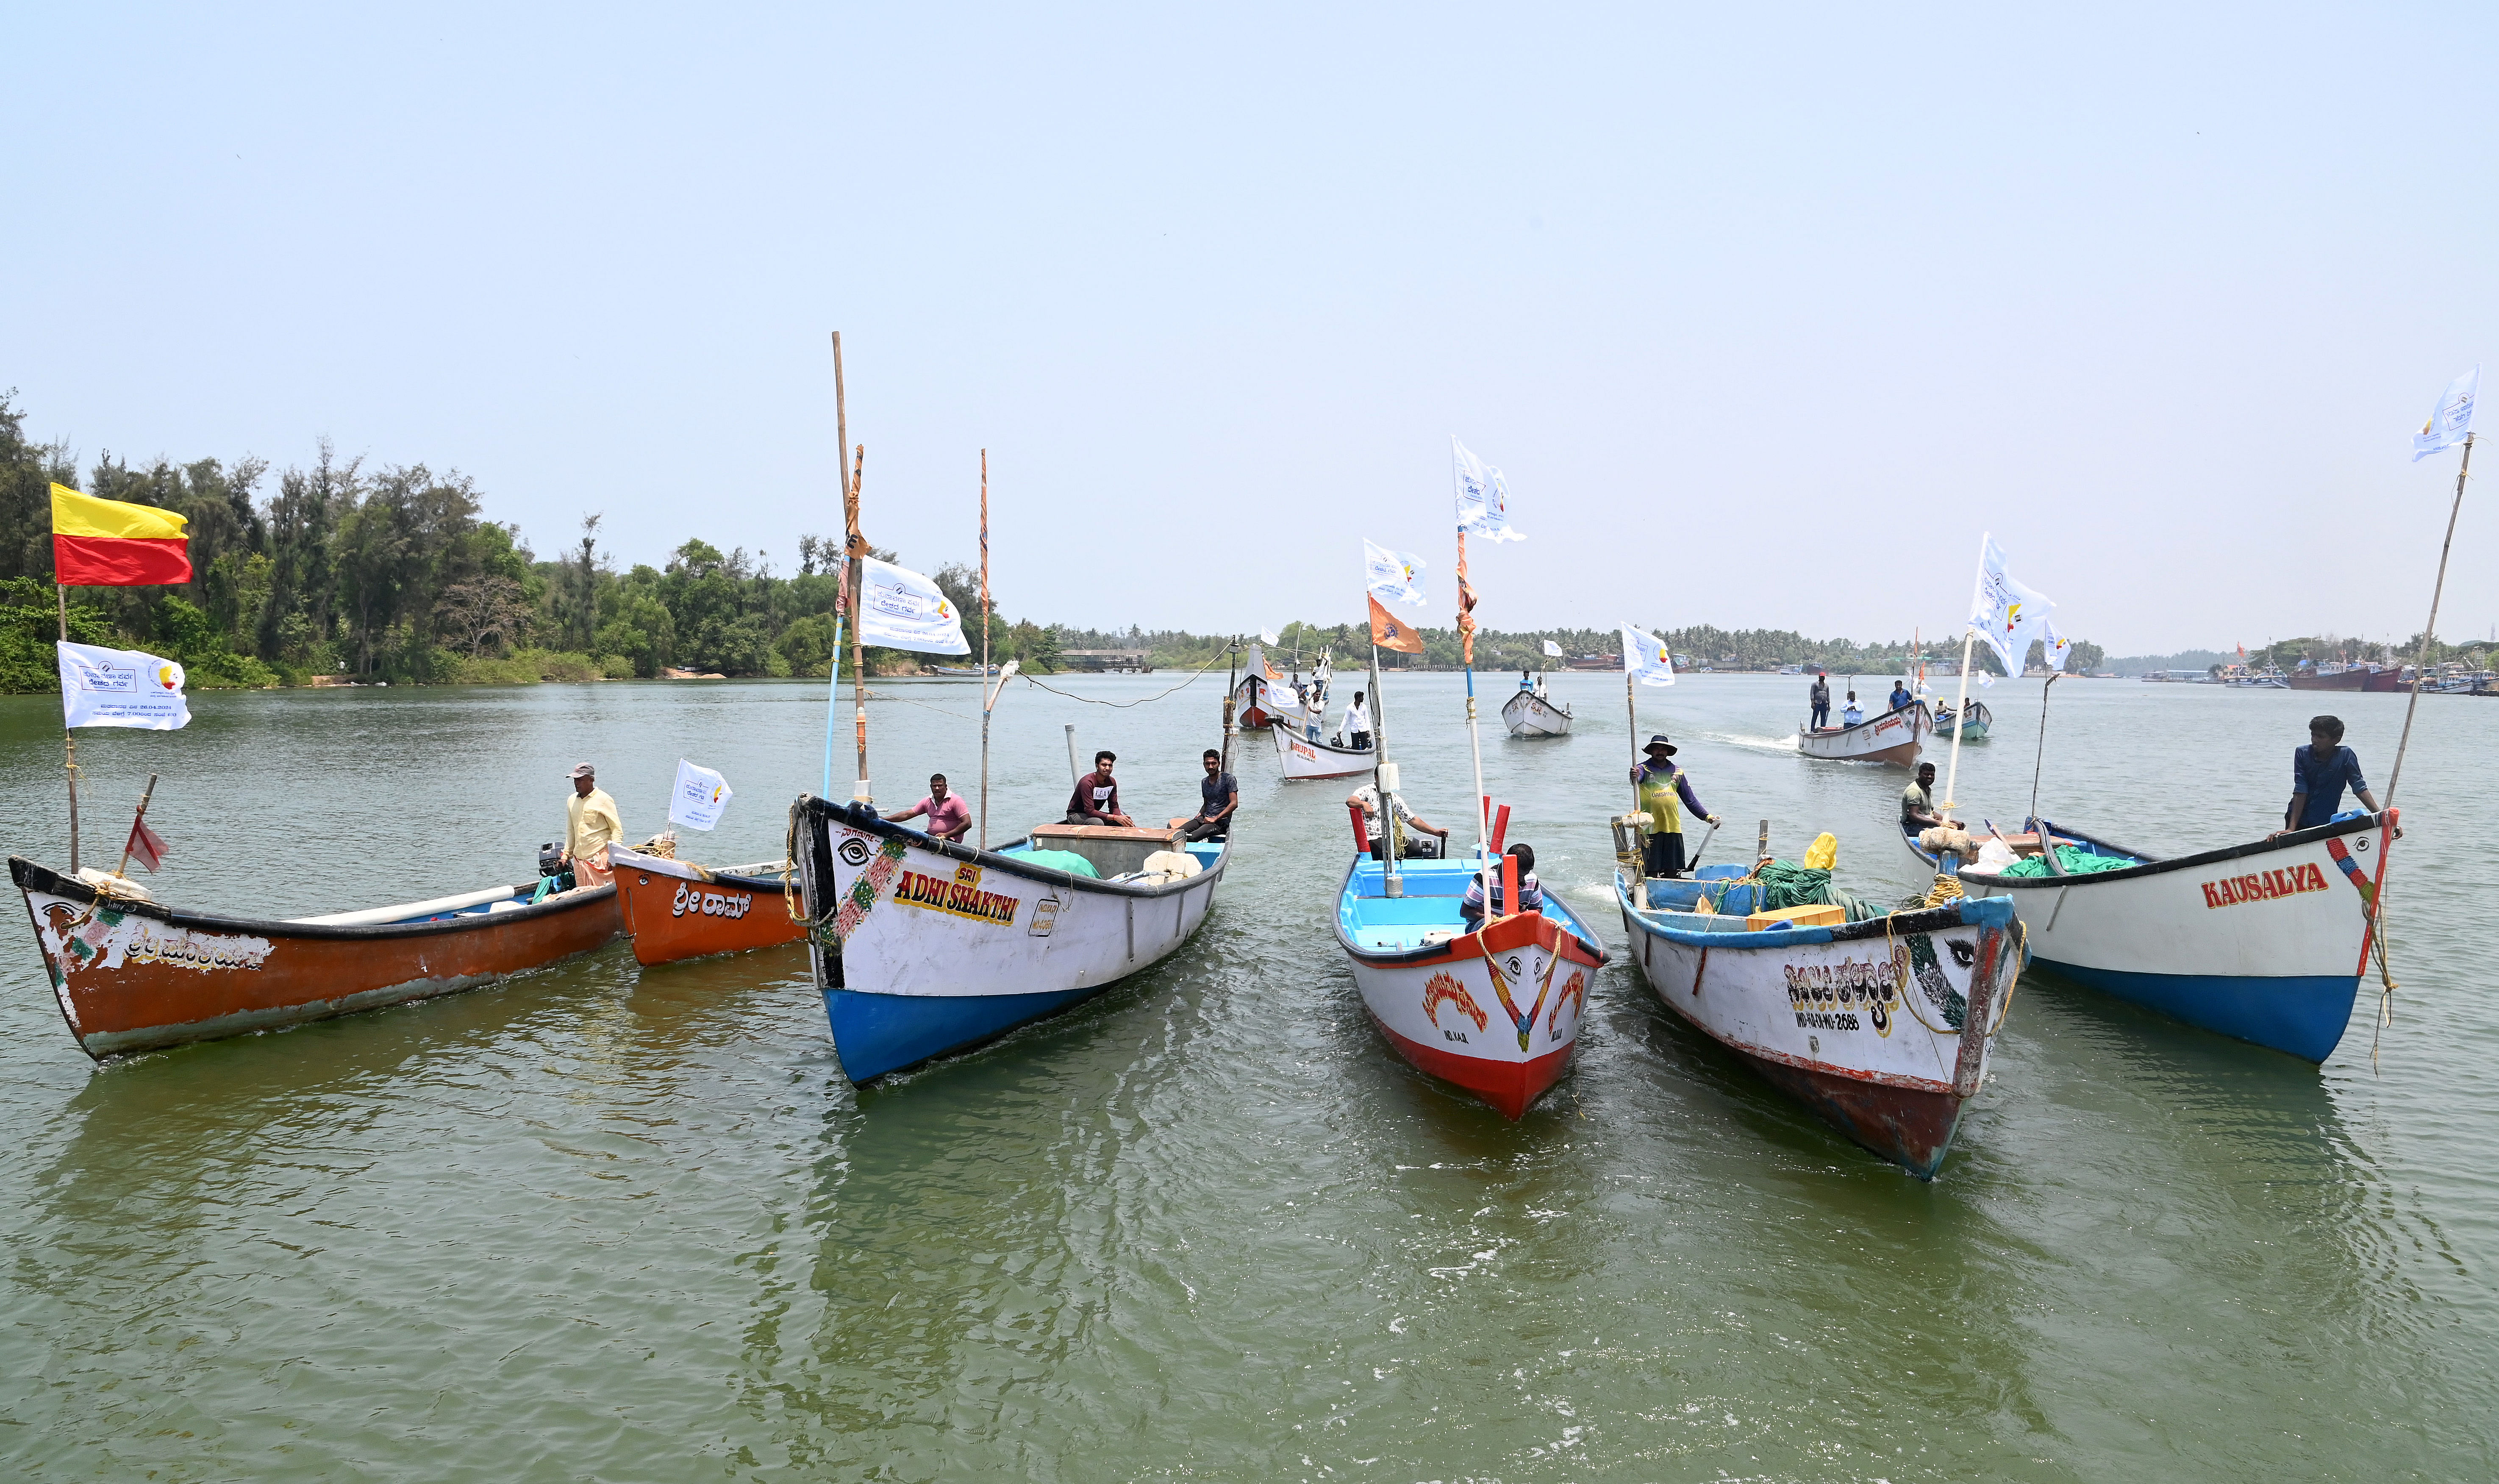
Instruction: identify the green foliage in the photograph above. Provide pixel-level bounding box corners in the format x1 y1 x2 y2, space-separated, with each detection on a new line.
0 577 111 693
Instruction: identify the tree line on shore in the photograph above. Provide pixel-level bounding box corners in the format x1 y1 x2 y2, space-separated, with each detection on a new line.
0 393 1063 691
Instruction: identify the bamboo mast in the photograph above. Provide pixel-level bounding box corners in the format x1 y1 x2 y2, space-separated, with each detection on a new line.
822 332 850 798
2386 431 2474 806
978 450 993 849
58 583 78 874
1456 530 1490 861
846 441 868 805
1369 639 1402 899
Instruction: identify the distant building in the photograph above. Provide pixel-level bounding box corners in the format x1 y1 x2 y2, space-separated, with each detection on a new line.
1059 649 1155 673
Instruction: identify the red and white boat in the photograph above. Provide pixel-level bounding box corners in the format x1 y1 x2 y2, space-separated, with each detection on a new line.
1334 845 1607 1119
608 846 802 966
1797 702 1928 766
1271 723 1375 781
11 855 622 1059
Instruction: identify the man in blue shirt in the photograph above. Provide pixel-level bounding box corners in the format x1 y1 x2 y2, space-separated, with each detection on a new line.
2274 714 2386 838
1888 680 1915 713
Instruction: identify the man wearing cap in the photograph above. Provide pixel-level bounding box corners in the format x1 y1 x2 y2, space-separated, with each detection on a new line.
564 764 625 890
1631 735 1721 879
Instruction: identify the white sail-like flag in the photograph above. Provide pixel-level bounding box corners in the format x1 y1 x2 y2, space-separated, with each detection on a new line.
1969 535 2055 679
1453 438 1525 542
2413 364 2479 461
856 557 970 654
1622 625 1676 686
2042 621 2074 675
58 641 189 730
1259 628 1280 646
668 759 735 831
1541 639 1564 658
1363 539 1429 606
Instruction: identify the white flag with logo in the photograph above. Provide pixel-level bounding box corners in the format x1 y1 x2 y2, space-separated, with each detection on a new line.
668 758 734 831
1453 438 1525 542
1622 625 1676 686
1968 534 2055 679
856 557 970 654
1541 638 1564 658
58 641 189 730
1363 539 1429 606
2042 621 2074 675
2413 364 2478 461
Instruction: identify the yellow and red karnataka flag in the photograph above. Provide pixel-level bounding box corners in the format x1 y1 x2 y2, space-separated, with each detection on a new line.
1368 594 1423 654
51 483 191 586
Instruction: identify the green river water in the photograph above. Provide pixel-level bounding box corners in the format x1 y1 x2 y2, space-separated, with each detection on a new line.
0 672 2489 1481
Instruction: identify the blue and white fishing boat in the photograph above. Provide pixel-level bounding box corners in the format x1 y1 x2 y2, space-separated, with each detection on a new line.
792 798 1228 1082
1901 810 2397 1061
1932 699 1991 740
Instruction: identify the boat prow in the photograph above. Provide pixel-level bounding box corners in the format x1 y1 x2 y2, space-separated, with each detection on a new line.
608 846 803 966
1500 687 1573 738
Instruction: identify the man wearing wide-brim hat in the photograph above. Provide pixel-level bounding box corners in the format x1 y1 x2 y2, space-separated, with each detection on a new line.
563 763 625 891
1631 734 1719 879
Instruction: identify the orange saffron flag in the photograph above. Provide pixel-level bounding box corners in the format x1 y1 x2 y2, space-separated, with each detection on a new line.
1369 594 1423 654
51 484 191 586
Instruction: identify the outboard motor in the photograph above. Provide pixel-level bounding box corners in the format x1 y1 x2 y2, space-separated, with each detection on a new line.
537 843 574 894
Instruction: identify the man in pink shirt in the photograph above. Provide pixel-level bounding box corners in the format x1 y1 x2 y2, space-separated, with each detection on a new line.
884 772 972 843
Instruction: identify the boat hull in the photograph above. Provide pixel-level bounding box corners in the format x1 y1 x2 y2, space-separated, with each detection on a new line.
792 798 1227 1083
1500 689 1573 737
1903 811 2393 1061
1617 874 2021 1178
11 857 623 1059
610 848 802 966
1798 704 1927 766
1272 724 1374 780
1335 854 1607 1119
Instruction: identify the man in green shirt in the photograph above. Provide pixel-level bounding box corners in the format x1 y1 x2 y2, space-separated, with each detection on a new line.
1631 734 1721 877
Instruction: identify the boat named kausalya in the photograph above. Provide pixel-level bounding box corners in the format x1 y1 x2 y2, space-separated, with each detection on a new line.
790 798 1228 1083
1271 723 1374 780
11 856 622 1059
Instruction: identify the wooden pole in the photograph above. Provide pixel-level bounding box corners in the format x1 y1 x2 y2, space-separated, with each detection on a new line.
58 583 78 874
1938 625 1976 829
823 331 850 800
1369 640 1402 898
2029 671 2060 827
1624 667 1641 818
114 773 158 877
979 450 991 849
2387 430 2473 806
847 443 869 804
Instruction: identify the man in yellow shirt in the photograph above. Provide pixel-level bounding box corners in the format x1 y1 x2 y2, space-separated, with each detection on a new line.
564 763 625 890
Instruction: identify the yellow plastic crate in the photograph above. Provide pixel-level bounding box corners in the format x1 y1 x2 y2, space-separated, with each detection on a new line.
1745 902 1847 931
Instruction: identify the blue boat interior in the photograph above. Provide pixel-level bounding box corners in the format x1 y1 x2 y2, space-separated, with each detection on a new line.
389 887 541 926
1617 868 2016 948
1337 853 1599 952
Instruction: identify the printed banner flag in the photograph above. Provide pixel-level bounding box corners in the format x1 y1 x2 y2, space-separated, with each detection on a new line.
855 557 970 655
1369 594 1424 654
1541 639 1564 658
125 814 169 873
1363 540 1428 606
2413 365 2479 461
51 483 192 586
2042 621 2074 675
1452 438 1525 542
668 759 734 831
1622 625 1676 686
58 641 189 730
1968 534 2055 680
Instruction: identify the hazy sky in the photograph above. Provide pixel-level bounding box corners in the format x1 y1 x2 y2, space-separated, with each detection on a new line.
8 4 2493 654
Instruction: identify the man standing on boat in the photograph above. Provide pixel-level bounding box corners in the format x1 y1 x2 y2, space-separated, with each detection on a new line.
1343 690 1372 751
1842 691 1863 725
1888 679 1914 713
1183 749 1238 842
1631 735 1721 878
1902 762 1963 835
884 774 971 843
1066 751 1134 828
1808 672 1831 730
2271 715 2391 840
563 763 625 890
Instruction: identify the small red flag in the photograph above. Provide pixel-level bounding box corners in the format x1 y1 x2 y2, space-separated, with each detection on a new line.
125 816 169 874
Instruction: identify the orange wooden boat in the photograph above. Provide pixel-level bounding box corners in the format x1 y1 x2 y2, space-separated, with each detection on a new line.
608 846 802 966
11 856 622 1060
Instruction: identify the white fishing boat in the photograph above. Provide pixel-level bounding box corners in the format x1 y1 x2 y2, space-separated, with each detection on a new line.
792 800 1228 1082
1270 723 1374 780
1901 810 2398 1061
1336 848 1607 1119
1500 677 1573 738
1614 856 2022 1178
1797 702 1928 766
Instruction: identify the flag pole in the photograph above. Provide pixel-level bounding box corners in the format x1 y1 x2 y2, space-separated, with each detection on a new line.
823 331 850 801
114 773 158 878
58 583 78 875
1369 638 1403 899
847 441 869 806
1624 664 1641 818
1938 626 1975 835
2028 671 2060 826
2387 430 2473 806
1456 530 1490 863
978 449 994 850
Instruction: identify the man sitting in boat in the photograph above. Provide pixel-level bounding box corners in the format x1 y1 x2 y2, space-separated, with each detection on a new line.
1902 762 1963 834
1519 668 1535 691
1348 782 1445 858
1888 680 1914 713
563 763 625 890
2271 714 2391 840
1842 691 1863 725
1632 735 1721 878
1809 673 1831 730
1183 749 1237 842
1342 691 1372 750
1065 751 1134 828
884 773 971 843
1460 843 1544 930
